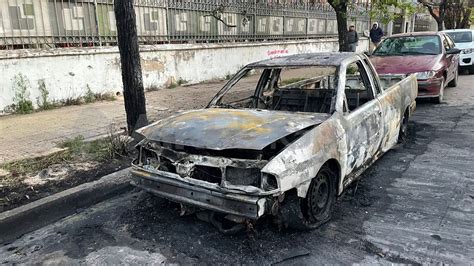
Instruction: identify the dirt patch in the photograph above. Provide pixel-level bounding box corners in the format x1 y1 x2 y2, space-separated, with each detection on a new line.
0 135 134 213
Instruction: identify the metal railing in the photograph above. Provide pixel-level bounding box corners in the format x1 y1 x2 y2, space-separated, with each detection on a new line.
0 0 371 49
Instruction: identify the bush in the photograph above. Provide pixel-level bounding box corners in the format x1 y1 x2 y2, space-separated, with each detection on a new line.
36 80 55 110
84 85 96 103
12 74 34 114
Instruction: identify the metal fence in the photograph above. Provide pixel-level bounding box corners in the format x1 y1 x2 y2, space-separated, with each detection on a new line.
0 0 371 49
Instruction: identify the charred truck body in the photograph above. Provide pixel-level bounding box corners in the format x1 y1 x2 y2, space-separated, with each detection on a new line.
131 53 417 229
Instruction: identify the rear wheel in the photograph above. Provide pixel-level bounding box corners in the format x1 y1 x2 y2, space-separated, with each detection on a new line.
448 67 458 87
398 110 409 143
280 165 336 230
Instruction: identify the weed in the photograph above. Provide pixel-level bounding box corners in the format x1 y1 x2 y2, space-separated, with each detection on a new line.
347 65 358 75
84 85 116 103
168 78 188 89
225 73 232 80
94 92 116 102
146 85 160 92
177 78 188 86
36 80 55 110
61 97 82 106
104 125 130 159
168 82 178 89
58 132 129 161
58 135 86 154
12 73 34 114
84 85 96 103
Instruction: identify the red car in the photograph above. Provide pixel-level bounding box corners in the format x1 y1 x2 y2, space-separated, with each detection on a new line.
370 32 460 103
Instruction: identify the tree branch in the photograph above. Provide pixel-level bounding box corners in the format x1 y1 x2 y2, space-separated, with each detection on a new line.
419 0 441 22
205 4 237 28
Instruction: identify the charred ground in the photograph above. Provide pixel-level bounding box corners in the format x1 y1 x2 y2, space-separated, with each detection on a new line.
1 76 473 264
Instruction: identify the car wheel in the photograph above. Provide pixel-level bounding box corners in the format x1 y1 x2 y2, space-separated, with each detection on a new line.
448 67 458 87
397 110 409 144
432 78 445 104
280 165 336 230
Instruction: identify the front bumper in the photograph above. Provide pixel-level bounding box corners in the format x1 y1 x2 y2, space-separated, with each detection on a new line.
130 167 271 219
417 77 443 98
459 53 474 67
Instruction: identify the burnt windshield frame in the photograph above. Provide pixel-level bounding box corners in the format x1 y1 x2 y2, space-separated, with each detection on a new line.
207 65 338 113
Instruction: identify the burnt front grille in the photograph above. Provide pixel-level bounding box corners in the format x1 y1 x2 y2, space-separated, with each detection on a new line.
191 165 222 184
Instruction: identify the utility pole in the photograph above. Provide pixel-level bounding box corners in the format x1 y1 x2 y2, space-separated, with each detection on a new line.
114 0 148 135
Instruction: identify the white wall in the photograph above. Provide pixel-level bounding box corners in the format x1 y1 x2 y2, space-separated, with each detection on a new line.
0 38 369 112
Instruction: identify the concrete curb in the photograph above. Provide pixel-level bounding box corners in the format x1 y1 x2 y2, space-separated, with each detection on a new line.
0 167 133 244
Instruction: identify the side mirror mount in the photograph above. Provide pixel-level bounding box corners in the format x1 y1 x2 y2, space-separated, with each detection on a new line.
447 48 461 54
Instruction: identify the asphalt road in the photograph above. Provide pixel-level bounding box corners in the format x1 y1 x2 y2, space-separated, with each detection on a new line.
1 75 473 264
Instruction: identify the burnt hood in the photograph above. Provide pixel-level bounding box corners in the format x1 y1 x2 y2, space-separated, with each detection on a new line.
137 108 330 151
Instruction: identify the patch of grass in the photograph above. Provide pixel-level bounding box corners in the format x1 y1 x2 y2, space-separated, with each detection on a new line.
168 78 188 89
58 135 86 153
61 97 83 106
168 82 178 89
177 78 188 86
94 92 116 102
58 132 129 162
280 77 306 86
4 81 117 114
1 150 72 178
2 135 104 177
84 86 116 104
0 130 133 211
146 85 160 92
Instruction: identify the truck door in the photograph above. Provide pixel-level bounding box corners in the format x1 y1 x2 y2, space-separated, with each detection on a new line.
341 60 384 174
362 58 400 152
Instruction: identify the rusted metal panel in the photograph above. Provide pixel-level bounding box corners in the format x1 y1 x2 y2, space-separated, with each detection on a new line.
137 108 329 150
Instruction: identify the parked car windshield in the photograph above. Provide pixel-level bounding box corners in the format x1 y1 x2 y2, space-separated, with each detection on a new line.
446 31 472 43
210 66 338 114
373 35 441 56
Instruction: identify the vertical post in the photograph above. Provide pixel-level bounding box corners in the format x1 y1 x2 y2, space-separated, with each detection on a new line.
93 0 101 46
253 0 256 41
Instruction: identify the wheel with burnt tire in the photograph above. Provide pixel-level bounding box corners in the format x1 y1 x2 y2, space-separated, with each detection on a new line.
280 165 336 230
397 110 409 144
448 67 458 87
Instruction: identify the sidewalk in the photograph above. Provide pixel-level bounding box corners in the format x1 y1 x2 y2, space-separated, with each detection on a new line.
0 81 225 163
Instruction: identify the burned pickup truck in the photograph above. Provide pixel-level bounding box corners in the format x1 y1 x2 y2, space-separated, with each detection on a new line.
131 53 417 230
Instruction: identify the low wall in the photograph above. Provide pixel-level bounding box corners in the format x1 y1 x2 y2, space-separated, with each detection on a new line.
0 38 369 112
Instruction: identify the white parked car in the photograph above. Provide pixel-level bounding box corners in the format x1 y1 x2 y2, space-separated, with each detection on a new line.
443 29 474 73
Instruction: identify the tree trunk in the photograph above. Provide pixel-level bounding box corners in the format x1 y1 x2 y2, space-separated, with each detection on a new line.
329 1 348 52
422 1 444 31
114 0 148 135
436 19 443 31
